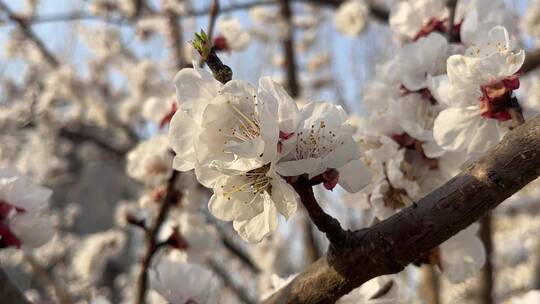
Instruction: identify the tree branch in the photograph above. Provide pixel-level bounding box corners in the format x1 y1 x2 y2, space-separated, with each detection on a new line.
292 178 348 249
478 214 494 304
0 0 59 67
264 114 540 303
0 268 31 304
279 0 300 98
135 170 180 304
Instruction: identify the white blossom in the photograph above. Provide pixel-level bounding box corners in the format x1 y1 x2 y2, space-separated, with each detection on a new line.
217 17 251 51
209 164 298 243
277 102 371 193
432 26 524 155
126 135 173 186
0 167 54 249
149 258 221 304
334 0 369 37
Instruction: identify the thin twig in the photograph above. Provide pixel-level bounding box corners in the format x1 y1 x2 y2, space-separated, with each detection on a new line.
203 207 261 274
0 0 59 67
206 0 220 45
135 170 180 304
292 177 348 249
479 214 494 304
207 259 257 304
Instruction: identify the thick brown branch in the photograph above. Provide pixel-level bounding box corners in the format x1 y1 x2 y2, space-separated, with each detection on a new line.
135 170 180 304
264 115 540 303
0 0 59 67
0 268 31 304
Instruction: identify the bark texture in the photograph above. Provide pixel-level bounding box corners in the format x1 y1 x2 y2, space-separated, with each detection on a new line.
264 115 540 303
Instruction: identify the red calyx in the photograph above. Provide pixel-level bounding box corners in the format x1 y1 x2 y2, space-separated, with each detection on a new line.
400 85 437 105
413 18 447 41
321 169 340 191
391 133 439 170
159 101 178 129
0 201 25 248
479 75 520 121
212 35 229 52
167 226 190 250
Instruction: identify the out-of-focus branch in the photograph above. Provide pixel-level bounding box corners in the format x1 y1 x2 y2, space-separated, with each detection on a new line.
420 265 441 304
302 214 322 263
522 50 540 74
24 254 74 304
164 8 187 72
207 0 220 44
203 206 262 273
208 259 257 304
0 0 59 67
479 214 494 304
0 0 389 27
135 170 180 304
279 0 300 98
0 268 31 304
58 123 134 157
264 115 540 303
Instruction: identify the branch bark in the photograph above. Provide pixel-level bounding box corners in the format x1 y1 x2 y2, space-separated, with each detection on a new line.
263 114 540 303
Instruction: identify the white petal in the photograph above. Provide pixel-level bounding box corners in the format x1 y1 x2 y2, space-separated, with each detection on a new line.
258 77 300 133
440 225 486 283
270 176 299 219
433 107 481 152
276 158 322 177
337 159 372 193
233 193 277 243
168 111 198 171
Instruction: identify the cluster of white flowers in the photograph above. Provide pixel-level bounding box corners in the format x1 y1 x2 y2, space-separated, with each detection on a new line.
169 65 371 242
2 0 540 303
332 0 537 286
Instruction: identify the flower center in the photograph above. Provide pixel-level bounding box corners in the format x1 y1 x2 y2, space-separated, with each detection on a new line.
220 101 261 143
222 164 272 200
479 76 520 121
295 121 343 160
